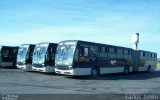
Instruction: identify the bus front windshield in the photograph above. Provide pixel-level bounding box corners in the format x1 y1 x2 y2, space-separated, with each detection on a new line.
17 46 28 63
32 45 48 64
56 43 76 66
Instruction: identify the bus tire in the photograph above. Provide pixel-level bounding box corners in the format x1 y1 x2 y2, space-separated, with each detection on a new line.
124 66 129 75
91 67 99 77
147 66 151 73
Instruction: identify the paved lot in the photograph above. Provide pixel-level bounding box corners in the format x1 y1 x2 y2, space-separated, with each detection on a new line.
0 68 160 94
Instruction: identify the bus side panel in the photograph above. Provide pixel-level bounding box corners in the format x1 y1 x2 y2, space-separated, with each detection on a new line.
139 53 157 71
132 50 139 72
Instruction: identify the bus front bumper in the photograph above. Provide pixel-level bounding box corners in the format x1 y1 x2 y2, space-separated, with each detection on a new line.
17 64 27 70
17 64 33 71
32 66 55 73
55 68 78 75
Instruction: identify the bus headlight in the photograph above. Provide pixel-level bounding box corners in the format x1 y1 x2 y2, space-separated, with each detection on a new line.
68 65 72 70
23 61 25 64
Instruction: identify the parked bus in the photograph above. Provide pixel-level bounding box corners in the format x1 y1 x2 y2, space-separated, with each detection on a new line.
0 46 19 68
32 42 58 72
16 44 35 71
55 40 157 76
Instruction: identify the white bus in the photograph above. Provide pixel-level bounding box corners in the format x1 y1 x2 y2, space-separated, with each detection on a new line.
32 42 58 73
16 44 35 71
55 40 157 76
0 46 19 68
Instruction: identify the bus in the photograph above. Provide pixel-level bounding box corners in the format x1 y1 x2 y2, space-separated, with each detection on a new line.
32 42 58 73
16 44 35 71
55 40 157 76
0 46 19 68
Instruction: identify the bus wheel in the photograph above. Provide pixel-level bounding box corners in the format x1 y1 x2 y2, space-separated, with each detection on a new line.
147 66 151 73
124 66 129 75
91 67 99 77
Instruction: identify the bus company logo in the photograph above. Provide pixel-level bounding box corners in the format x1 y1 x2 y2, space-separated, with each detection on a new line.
1 94 18 100
110 60 117 65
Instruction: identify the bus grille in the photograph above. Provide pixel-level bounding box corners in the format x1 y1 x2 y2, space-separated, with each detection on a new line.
56 66 69 70
32 64 44 68
17 62 25 65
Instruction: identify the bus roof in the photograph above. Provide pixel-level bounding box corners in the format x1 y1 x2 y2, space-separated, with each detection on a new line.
35 42 58 48
20 44 35 47
0 46 19 48
138 50 157 55
59 40 132 49
59 40 157 54
20 44 35 46
36 42 57 45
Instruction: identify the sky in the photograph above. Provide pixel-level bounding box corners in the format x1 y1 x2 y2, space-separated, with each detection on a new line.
0 0 160 57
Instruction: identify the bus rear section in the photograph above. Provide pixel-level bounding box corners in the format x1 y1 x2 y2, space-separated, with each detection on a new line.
133 50 157 72
0 46 19 68
55 40 157 76
32 42 58 73
16 44 35 71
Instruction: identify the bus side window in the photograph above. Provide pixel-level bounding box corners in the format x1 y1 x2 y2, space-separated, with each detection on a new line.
90 45 98 57
79 46 89 61
84 48 89 56
109 48 114 53
80 47 88 57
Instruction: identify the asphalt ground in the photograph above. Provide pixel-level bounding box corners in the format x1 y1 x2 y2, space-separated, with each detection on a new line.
0 68 160 100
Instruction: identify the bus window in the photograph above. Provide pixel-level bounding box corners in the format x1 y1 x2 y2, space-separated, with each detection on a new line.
109 48 115 53
117 49 123 54
100 47 105 53
80 47 88 57
152 53 154 58
143 52 145 56
84 48 88 56
129 50 132 55
141 52 145 56
124 50 128 55
146 53 148 58
50 48 55 60
90 45 98 57
79 47 89 61
90 45 98 52
105 47 108 53
155 54 157 58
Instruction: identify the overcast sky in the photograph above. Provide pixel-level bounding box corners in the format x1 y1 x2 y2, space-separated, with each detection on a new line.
0 0 160 57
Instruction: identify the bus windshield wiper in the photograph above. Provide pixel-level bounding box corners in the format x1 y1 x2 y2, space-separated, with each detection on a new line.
61 45 71 64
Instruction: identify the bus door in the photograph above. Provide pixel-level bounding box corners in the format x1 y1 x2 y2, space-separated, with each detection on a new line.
132 50 139 72
89 45 98 66
48 45 57 66
78 44 90 68
27 45 35 64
